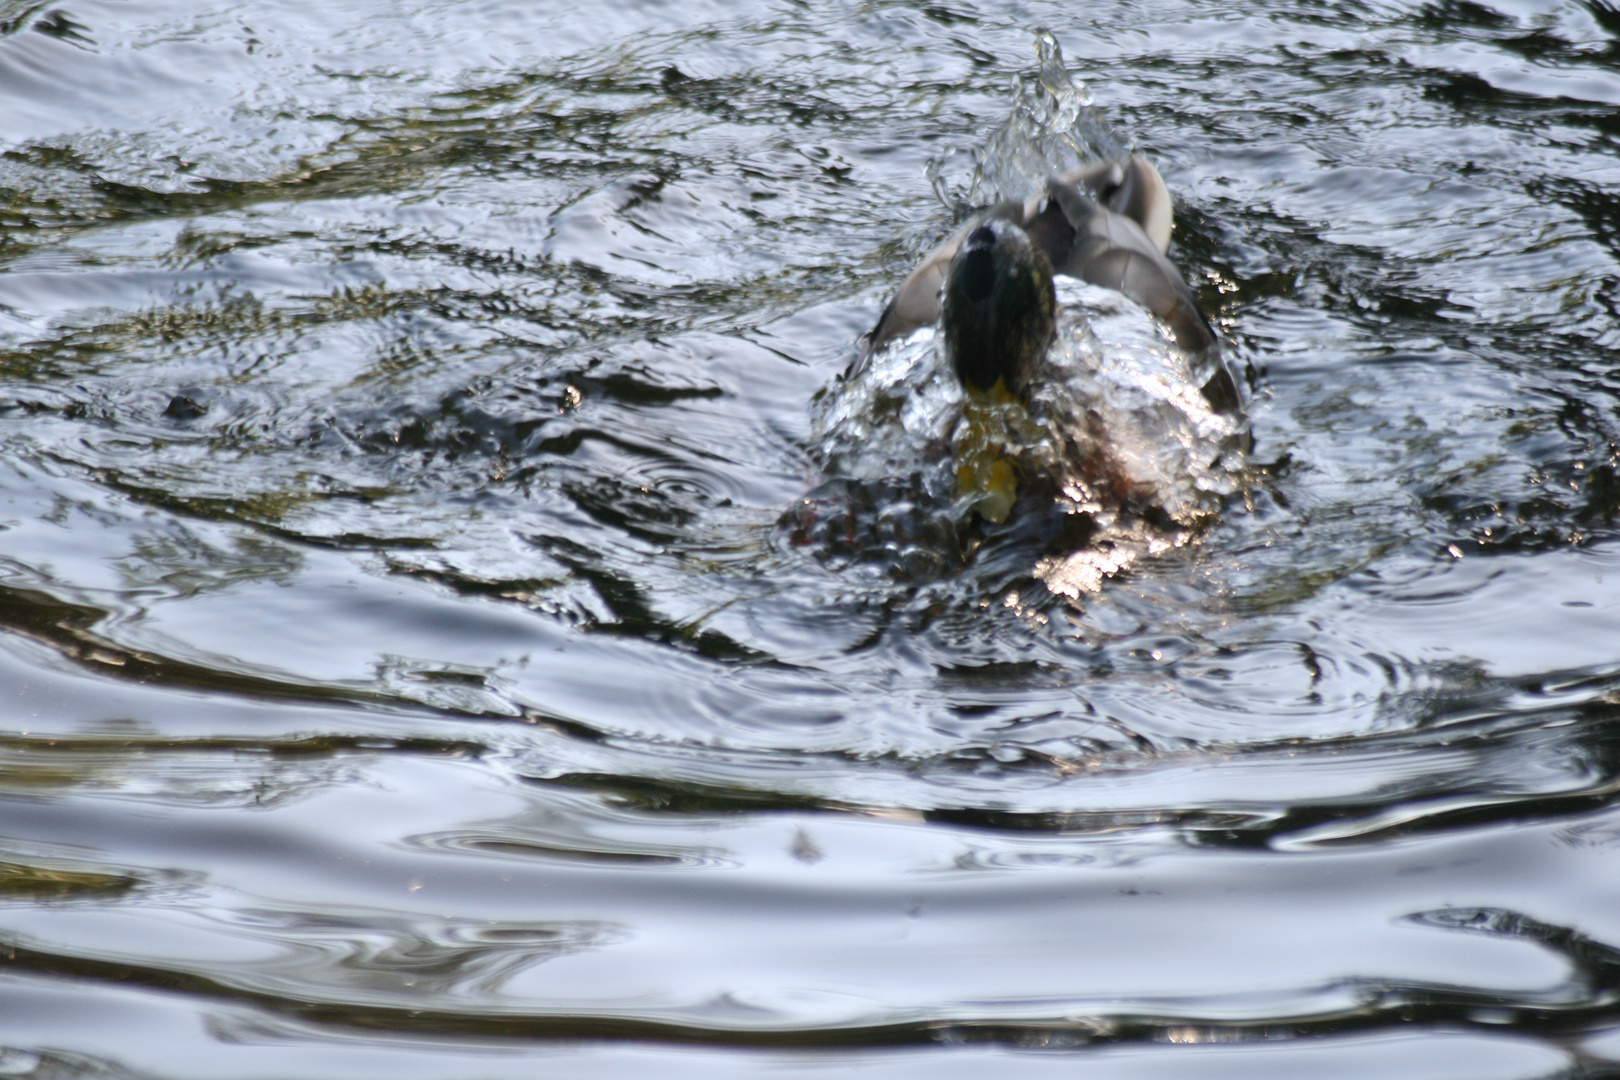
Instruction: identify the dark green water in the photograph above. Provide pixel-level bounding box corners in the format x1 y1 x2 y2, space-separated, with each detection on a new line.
1 1 1620 1076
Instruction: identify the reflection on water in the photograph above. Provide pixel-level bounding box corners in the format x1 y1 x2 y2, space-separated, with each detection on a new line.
2 0 1620 1077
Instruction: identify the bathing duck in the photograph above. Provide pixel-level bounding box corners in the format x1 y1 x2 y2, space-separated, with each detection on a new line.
864 155 1240 414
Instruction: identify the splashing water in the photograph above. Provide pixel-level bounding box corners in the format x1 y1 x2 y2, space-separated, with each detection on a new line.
928 30 1126 214
1034 279 1249 525
1024 280 1250 597
811 278 1247 592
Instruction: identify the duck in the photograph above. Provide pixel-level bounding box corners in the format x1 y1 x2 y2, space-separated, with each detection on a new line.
864 154 1240 413
859 154 1243 523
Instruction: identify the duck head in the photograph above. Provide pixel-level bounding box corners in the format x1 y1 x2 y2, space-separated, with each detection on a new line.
940 216 1056 400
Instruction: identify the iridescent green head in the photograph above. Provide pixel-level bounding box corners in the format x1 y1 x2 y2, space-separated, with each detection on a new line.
940 218 1057 399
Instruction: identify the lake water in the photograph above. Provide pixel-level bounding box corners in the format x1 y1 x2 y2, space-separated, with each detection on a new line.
1 1 1619 1077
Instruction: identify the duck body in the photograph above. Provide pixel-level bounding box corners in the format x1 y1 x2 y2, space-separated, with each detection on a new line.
794 153 1246 581
864 155 1241 414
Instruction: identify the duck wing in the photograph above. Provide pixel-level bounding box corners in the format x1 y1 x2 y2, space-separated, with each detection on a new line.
1055 156 1173 255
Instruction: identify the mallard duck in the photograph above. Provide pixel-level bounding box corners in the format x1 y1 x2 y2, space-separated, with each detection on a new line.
856 154 1242 524
865 155 1239 413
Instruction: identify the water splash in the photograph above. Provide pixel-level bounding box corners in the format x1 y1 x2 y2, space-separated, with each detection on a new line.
794 327 967 578
1035 280 1248 523
810 281 1246 592
1024 281 1249 598
928 30 1126 214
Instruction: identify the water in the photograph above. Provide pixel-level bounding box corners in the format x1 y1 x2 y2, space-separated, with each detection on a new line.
0 0 1618 1076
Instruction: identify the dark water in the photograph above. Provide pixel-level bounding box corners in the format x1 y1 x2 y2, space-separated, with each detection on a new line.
1 0 1620 1076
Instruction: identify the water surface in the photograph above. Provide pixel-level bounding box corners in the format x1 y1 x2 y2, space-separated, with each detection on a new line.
1 1 1620 1077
